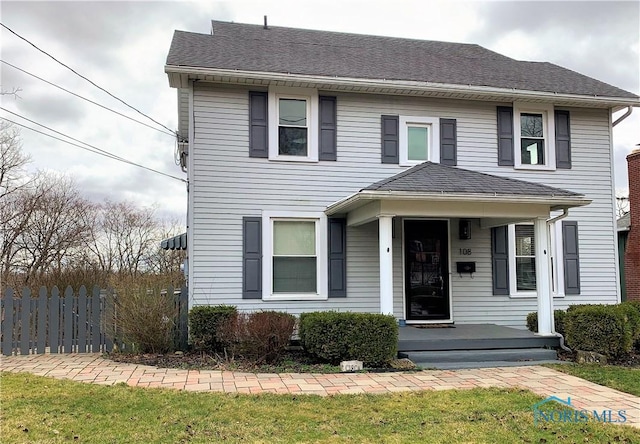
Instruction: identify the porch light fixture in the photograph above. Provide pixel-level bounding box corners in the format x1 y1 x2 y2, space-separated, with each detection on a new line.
459 220 471 240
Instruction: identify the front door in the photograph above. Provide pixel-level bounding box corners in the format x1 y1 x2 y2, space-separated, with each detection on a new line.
404 220 450 321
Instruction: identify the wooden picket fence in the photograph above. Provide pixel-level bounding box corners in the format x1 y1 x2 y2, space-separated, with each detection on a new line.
1 285 188 356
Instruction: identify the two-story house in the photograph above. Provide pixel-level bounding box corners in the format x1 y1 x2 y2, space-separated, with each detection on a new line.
164 20 639 334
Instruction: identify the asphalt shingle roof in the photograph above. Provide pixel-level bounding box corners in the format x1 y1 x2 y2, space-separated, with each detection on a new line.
363 162 582 198
167 21 637 99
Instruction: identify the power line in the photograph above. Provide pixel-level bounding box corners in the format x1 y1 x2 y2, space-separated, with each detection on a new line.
0 112 187 183
1 60 175 137
0 21 177 136
2 106 129 161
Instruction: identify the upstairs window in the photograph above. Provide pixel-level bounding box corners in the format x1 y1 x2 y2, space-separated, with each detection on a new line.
399 116 440 166
278 98 308 156
520 113 545 165
513 103 555 170
267 88 319 162
407 126 429 161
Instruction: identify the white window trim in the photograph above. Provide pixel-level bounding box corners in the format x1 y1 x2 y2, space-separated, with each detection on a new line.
513 102 556 171
507 221 564 298
399 116 440 166
268 87 319 162
262 210 327 301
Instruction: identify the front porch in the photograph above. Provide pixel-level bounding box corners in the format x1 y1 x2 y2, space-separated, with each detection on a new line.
326 162 590 336
398 324 561 369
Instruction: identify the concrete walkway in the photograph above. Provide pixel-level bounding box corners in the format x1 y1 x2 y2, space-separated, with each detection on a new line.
1 353 639 428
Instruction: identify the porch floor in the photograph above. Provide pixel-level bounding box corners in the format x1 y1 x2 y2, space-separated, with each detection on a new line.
398 324 560 352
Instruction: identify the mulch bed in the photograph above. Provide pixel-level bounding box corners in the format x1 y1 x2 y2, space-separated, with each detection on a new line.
557 349 640 367
106 350 417 373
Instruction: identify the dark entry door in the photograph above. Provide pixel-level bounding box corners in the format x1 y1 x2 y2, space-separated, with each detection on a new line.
404 220 450 321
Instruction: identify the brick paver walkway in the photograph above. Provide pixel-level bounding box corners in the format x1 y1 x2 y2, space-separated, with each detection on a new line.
1 353 638 428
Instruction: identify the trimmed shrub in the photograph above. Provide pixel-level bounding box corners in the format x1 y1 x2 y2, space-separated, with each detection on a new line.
220 311 296 364
189 305 237 352
564 304 633 358
525 310 566 336
299 311 398 366
619 301 640 348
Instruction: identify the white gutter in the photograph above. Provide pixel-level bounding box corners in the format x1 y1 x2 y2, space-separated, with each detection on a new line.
165 65 640 108
325 190 591 215
612 106 634 127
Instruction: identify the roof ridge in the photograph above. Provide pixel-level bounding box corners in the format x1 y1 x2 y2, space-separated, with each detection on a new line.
210 20 490 50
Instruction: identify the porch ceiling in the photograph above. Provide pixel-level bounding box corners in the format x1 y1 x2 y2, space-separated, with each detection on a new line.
325 162 591 226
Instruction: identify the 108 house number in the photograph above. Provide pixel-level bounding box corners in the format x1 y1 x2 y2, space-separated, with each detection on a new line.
459 248 472 255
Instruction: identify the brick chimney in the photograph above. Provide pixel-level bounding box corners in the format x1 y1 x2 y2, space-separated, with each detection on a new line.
625 147 640 302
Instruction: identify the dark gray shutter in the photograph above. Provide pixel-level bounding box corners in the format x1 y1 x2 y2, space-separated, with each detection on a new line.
491 226 510 295
328 218 347 297
319 96 337 161
497 106 514 166
440 118 457 166
555 110 571 169
249 91 268 158
562 221 580 295
381 115 399 164
243 217 262 299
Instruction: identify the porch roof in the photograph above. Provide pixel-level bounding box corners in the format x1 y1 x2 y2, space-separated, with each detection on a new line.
326 162 591 220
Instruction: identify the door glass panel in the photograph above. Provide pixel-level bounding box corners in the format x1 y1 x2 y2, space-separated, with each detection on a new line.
405 220 449 320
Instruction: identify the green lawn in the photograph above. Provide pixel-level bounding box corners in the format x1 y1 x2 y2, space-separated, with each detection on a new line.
2 372 638 443
546 364 640 397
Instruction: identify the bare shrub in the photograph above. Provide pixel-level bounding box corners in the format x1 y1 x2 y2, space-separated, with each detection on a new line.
220 311 296 364
106 275 178 354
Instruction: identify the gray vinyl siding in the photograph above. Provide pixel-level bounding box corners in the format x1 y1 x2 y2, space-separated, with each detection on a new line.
190 83 618 327
177 88 189 139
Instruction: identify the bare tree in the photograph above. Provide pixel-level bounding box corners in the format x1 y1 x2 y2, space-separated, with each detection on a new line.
616 192 629 218
0 120 31 201
85 200 160 277
1 173 95 287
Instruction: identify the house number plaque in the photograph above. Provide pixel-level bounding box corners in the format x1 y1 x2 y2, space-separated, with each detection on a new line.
459 248 472 256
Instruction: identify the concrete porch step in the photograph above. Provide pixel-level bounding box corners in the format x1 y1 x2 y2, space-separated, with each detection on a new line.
400 347 558 365
416 359 565 370
397 325 560 352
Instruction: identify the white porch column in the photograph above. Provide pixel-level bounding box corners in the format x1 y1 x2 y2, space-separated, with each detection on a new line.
534 217 553 335
378 215 394 315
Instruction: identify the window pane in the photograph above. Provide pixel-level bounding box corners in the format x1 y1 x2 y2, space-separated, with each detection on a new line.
515 225 535 256
279 99 307 126
279 127 308 156
521 113 543 137
516 257 537 291
521 139 545 165
273 257 317 292
274 221 316 255
407 126 428 161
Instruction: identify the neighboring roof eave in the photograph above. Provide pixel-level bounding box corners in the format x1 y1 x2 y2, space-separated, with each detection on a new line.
165 65 640 108
161 232 187 250
325 190 591 216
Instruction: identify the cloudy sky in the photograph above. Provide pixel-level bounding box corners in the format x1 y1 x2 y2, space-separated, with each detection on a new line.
1 1 638 223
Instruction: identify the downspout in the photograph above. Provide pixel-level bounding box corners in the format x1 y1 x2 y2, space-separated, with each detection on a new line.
612 106 633 127
546 208 571 351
